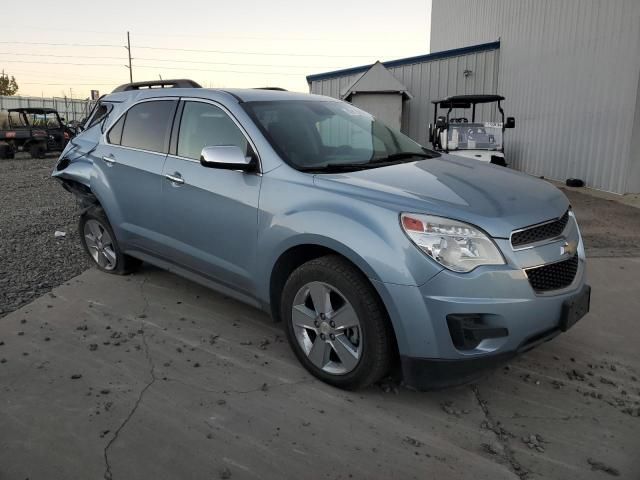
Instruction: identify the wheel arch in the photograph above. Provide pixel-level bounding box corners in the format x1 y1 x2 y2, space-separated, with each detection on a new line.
269 242 401 376
267 237 380 320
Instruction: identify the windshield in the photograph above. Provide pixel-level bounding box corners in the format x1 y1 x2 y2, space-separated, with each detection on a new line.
28 112 62 129
244 100 436 170
446 122 503 151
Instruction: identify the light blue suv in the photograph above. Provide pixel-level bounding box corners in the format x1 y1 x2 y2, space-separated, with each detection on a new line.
53 80 590 390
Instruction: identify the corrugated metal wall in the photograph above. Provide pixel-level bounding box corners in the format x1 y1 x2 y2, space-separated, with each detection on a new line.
309 47 501 146
0 95 94 122
431 0 640 194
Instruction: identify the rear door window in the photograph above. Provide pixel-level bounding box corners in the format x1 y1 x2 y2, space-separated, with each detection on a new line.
119 100 177 153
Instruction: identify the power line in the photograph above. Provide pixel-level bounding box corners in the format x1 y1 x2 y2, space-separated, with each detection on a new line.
0 40 398 58
132 31 422 44
133 57 337 69
0 41 120 48
134 44 392 58
2 59 311 76
21 82 118 86
1 26 421 45
2 60 320 76
0 52 125 60
133 64 305 76
0 51 341 69
0 60 124 67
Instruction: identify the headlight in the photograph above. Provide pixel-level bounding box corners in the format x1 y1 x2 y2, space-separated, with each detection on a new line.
400 213 505 272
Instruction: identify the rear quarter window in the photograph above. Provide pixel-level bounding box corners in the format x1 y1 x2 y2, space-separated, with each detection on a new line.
86 102 113 130
107 114 126 145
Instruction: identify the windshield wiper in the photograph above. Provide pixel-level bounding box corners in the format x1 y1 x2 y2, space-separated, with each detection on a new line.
371 151 434 163
298 163 373 173
298 152 435 173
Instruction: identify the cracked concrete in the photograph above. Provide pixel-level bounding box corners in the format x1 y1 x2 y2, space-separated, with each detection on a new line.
103 279 156 480
471 385 525 479
1 257 639 479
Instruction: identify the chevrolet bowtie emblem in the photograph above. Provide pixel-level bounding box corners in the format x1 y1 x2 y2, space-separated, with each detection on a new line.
561 241 577 256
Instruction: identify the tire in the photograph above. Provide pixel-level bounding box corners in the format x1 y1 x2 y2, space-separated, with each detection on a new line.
0 143 9 160
566 178 585 188
29 143 46 159
281 255 393 389
79 207 141 275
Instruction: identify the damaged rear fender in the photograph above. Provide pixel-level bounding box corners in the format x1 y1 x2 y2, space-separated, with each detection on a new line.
52 155 124 224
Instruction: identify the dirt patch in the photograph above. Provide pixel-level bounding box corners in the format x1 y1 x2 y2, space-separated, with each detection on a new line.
560 187 640 257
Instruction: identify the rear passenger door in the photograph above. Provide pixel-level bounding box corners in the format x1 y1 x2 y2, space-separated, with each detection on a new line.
159 99 262 296
96 98 178 254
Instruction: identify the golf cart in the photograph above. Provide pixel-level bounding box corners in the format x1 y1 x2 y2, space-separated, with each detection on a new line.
429 94 515 166
0 107 74 159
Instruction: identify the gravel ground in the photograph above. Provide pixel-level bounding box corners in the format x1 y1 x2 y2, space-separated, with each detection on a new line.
0 154 90 317
0 155 638 318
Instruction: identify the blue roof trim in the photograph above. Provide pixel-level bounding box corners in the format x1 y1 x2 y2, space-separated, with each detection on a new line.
306 41 500 84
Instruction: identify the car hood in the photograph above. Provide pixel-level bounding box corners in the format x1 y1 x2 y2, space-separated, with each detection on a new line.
313 155 569 238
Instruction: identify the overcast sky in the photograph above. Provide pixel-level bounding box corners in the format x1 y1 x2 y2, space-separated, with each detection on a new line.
1 0 431 99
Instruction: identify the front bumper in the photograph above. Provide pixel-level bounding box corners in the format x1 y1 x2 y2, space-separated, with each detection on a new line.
371 230 588 389
399 283 590 390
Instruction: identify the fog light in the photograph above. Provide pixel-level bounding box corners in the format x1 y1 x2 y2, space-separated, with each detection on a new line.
446 314 508 350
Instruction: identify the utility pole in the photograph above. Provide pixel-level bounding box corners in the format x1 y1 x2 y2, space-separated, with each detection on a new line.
125 31 133 83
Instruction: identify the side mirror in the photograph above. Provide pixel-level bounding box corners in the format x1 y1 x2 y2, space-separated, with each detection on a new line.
505 117 515 129
200 145 254 171
435 115 447 128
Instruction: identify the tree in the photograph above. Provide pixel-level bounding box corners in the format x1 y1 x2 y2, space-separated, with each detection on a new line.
0 72 19 96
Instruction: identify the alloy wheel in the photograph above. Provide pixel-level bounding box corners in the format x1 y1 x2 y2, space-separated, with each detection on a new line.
291 281 362 375
83 219 117 271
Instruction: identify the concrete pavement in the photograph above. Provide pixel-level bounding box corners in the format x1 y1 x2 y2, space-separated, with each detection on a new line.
1 258 639 480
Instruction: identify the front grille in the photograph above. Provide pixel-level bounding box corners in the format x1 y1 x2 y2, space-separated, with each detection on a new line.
511 210 570 248
525 254 579 293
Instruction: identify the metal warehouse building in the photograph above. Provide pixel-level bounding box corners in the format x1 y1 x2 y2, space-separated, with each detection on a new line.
308 0 640 194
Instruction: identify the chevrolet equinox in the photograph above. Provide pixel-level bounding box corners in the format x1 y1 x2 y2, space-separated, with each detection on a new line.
52 80 590 390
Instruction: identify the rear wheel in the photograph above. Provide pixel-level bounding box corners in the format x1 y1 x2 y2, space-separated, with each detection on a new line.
29 142 46 159
281 255 393 389
79 207 141 275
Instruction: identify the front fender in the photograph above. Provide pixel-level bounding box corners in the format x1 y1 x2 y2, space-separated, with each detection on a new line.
255 172 443 304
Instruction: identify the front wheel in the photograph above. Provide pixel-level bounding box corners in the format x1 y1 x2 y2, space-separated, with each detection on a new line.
281 255 393 390
79 207 140 275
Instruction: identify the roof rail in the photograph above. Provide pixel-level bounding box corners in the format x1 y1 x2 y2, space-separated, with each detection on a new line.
112 79 202 93
253 87 288 91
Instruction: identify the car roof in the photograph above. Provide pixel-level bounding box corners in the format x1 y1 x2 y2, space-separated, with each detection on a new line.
432 94 505 108
102 87 335 104
8 108 60 114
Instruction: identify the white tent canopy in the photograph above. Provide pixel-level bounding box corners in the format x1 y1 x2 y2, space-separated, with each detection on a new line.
340 61 412 101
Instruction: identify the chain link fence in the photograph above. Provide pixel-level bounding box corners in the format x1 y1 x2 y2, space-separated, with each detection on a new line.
0 95 95 123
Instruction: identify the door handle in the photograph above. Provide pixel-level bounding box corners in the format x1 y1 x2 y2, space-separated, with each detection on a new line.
165 173 185 185
102 155 116 166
